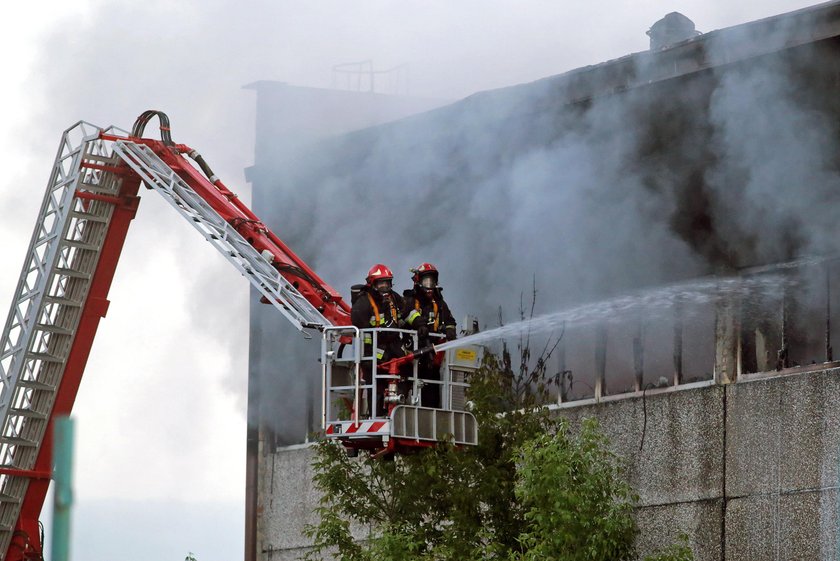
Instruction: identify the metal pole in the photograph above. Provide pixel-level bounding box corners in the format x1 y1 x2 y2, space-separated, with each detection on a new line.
51 416 74 561
826 264 833 362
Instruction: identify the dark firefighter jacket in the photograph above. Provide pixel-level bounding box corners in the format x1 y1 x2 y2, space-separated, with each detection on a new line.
351 286 406 361
402 286 456 338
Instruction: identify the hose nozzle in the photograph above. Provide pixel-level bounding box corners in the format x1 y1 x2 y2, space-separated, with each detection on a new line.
379 345 437 374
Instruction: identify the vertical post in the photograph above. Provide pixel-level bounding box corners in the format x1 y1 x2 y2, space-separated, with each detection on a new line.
594 323 607 400
50 416 74 561
320 333 327 431
673 296 684 386
777 283 791 371
633 317 644 392
826 264 833 362
557 336 568 404
354 334 361 425
715 287 740 385
371 330 378 420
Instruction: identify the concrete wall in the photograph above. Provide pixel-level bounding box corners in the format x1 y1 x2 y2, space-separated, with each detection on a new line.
257 445 321 561
258 368 840 560
559 383 725 561
724 371 840 561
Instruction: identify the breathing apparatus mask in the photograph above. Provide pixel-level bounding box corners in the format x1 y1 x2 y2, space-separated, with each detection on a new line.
374 279 393 294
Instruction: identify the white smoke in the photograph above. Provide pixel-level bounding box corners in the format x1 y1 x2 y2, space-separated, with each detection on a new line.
252 7 840 436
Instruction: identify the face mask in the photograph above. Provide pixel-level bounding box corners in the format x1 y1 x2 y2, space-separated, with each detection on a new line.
420 276 435 289
374 279 392 294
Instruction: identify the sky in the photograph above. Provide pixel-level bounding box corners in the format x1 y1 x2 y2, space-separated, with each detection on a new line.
0 0 827 559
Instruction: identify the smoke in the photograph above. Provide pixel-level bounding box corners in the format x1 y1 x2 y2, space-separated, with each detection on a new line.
252 68 710 441
252 14 840 441
6 0 830 479
704 53 840 265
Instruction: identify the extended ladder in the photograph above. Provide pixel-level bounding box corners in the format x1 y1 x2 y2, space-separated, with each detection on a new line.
0 122 126 557
0 121 331 559
110 140 329 330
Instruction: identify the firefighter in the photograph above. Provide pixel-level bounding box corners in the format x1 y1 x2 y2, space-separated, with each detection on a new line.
403 263 457 408
351 264 408 415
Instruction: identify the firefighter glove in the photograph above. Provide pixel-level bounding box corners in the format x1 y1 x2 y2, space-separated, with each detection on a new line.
417 324 430 340
445 326 457 341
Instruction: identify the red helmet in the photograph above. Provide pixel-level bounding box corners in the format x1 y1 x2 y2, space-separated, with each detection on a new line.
366 264 394 285
411 262 439 285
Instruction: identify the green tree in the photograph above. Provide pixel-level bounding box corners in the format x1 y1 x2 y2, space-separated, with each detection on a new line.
304 339 693 561
512 420 636 560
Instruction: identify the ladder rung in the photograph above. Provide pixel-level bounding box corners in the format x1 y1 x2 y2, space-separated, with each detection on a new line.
8 408 47 421
16 378 56 390
24 352 62 364
0 437 37 448
43 295 83 307
0 493 22 505
34 324 74 336
69 210 109 223
77 180 120 193
76 179 119 196
62 239 100 252
54 267 91 280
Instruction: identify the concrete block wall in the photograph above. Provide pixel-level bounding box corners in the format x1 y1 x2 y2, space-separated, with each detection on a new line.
258 445 371 560
258 369 840 560
559 385 725 561
257 445 320 560
724 370 840 561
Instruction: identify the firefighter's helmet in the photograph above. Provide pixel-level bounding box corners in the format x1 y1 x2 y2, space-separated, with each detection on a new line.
411 262 439 288
366 264 394 285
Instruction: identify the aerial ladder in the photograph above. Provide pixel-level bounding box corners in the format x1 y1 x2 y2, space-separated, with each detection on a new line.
0 111 478 560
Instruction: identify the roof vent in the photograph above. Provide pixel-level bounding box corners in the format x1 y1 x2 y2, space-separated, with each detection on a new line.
647 12 700 51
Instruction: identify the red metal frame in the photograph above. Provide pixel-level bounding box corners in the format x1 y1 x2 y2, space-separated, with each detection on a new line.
5 131 352 560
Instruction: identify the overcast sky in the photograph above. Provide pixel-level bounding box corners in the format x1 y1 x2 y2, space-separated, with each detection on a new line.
0 0 824 559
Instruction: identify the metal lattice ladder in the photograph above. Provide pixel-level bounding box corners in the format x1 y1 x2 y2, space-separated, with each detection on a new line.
0 124 331 557
111 140 330 330
0 122 126 556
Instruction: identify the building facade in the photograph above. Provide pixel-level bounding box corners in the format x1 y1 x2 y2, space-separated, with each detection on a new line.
247 3 840 559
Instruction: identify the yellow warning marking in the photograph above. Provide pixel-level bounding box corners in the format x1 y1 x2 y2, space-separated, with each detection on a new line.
455 349 477 361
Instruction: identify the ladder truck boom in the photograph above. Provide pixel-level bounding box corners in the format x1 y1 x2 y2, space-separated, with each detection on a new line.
0 111 350 561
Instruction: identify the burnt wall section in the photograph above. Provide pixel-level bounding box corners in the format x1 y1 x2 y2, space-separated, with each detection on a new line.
258 369 840 560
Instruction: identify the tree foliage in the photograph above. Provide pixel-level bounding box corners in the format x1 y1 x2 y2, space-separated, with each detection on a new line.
304 334 694 561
